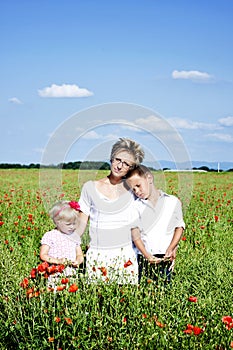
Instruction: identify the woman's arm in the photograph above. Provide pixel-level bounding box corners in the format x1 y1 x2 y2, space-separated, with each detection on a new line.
75 211 89 236
72 245 84 266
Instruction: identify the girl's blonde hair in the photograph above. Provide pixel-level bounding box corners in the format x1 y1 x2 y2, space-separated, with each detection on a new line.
49 200 79 224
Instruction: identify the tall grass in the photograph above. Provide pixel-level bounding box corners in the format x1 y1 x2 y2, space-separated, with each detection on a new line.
0 169 232 349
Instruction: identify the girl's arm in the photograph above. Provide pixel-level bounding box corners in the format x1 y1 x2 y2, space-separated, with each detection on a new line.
40 244 67 264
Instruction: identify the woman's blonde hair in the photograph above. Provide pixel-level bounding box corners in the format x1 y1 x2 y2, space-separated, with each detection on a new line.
110 138 145 165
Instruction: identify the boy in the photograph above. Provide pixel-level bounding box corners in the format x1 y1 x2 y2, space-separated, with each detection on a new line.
125 165 185 284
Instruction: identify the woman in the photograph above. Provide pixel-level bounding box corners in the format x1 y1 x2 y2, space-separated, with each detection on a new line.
77 138 144 284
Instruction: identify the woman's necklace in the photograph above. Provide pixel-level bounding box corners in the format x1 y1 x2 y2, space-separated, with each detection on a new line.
97 177 124 199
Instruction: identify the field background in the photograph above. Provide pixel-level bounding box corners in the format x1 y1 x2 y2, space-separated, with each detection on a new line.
0 169 233 349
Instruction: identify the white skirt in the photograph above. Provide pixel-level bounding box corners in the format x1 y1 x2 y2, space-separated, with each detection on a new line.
85 244 138 284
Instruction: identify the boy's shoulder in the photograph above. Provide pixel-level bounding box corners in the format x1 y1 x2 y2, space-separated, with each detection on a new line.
160 190 179 202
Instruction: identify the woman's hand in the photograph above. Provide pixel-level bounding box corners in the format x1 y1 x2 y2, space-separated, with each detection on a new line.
72 254 84 267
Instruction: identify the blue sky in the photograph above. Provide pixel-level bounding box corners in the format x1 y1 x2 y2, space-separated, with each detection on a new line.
1 0 233 168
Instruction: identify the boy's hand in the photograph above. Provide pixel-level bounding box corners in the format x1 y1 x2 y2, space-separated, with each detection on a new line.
147 255 162 264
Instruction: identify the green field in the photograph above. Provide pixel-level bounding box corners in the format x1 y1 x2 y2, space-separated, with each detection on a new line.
0 169 233 349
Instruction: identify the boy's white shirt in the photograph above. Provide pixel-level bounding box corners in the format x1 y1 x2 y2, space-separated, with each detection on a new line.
132 191 185 255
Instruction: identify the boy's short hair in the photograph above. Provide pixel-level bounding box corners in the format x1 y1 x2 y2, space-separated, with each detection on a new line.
125 164 152 179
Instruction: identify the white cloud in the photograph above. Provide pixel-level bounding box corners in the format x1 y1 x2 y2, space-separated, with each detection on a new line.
218 116 233 127
168 117 219 130
38 84 93 98
206 133 233 142
134 115 169 131
172 70 213 82
8 97 23 104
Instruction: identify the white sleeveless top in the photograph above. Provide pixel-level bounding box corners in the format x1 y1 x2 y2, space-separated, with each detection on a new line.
79 181 138 249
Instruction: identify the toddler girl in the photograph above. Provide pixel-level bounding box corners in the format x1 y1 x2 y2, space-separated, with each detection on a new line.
40 200 84 288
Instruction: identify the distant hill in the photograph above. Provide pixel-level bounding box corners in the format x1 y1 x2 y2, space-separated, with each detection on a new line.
148 160 233 171
191 161 233 171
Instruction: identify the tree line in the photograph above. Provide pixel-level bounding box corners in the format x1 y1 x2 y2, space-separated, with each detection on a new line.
0 161 111 170
0 162 233 171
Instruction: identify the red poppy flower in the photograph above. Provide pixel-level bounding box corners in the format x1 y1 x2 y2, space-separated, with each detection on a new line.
222 316 233 330
69 201 80 211
181 236 187 241
225 323 233 330
124 259 133 268
183 328 193 334
30 268 37 279
98 266 107 276
57 264 65 273
54 316 61 323
188 296 198 302
183 324 203 335
214 215 219 222
26 287 35 298
152 315 165 328
122 317 127 323
20 278 29 289
193 326 203 335
68 283 78 292
37 262 49 273
46 265 58 274
156 320 165 328
61 277 69 284
0 221 4 226
64 317 72 325
222 316 233 324
56 285 66 292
